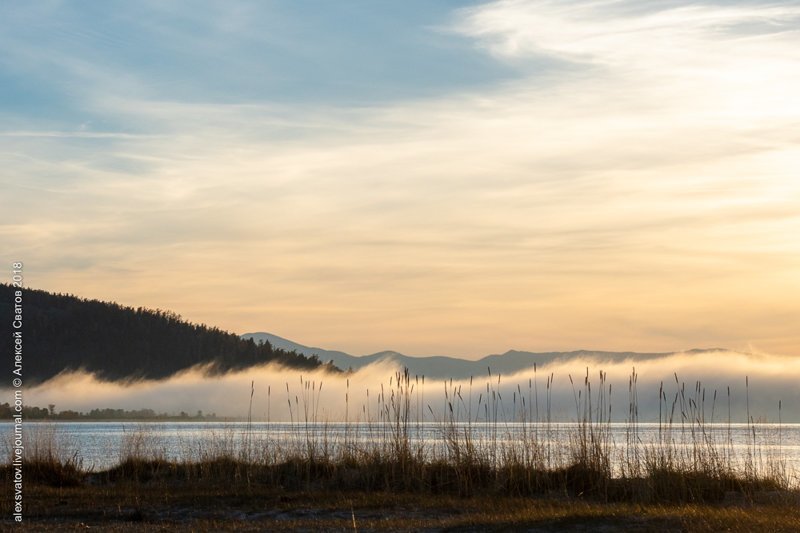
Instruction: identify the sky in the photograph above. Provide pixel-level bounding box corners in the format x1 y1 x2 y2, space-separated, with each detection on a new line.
2 0 800 358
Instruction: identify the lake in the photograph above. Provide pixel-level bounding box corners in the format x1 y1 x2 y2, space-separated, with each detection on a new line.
3 420 800 481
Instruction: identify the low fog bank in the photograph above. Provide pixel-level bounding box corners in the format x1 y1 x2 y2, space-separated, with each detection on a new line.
12 350 800 423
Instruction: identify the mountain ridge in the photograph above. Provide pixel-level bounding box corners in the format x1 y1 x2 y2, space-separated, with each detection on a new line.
242 332 728 379
0 285 329 384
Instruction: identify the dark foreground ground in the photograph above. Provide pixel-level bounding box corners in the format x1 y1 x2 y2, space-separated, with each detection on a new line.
3 483 800 532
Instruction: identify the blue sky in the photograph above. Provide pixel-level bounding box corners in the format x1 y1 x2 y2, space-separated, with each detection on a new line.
0 1 516 123
3 1 800 357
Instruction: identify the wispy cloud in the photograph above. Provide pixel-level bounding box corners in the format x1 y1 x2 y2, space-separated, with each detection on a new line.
0 131 161 139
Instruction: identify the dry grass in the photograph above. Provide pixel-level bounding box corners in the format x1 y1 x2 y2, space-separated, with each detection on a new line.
4 484 800 531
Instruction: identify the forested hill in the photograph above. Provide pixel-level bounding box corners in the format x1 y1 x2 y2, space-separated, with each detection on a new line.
0 284 332 384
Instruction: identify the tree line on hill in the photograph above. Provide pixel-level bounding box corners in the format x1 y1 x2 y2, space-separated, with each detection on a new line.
0 284 335 384
0 402 224 421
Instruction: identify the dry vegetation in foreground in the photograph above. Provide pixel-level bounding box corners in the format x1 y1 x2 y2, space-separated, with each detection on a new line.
4 484 800 532
3 369 799 530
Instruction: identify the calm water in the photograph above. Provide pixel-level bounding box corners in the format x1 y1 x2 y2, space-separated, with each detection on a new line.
3 421 800 477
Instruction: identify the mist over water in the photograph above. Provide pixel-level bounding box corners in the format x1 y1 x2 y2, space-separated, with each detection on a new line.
16 350 800 423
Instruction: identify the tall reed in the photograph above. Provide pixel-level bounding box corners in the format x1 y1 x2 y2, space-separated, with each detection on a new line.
7 367 794 503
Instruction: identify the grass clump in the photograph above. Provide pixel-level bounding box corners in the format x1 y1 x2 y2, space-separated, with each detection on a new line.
0 424 84 487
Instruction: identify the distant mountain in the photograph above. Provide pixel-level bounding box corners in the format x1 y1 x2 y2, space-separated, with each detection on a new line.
243 332 725 379
0 285 330 384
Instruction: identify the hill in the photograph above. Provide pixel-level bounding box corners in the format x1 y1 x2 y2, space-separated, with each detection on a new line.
243 332 724 379
0 285 330 384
